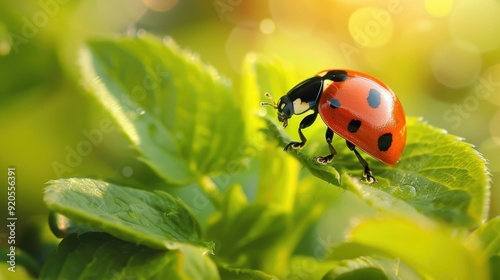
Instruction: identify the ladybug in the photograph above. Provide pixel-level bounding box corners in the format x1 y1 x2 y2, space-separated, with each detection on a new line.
262 69 406 183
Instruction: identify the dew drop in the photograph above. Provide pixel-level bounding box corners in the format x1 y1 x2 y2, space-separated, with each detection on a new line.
122 166 133 177
164 241 179 250
128 212 140 219
391 184 417 199
136 107 145 116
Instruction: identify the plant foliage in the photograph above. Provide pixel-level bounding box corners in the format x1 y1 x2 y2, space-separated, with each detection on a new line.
38 34 494 279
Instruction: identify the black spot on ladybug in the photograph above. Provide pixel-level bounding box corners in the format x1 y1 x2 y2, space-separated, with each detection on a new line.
324 70 348 82
367 88 381 108
348 119 361 133
329 98 341 109
378 133 393 151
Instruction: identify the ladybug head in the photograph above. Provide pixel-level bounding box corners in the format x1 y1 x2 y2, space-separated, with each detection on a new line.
276 95 293 128
261 93 293 128
261 76 323 128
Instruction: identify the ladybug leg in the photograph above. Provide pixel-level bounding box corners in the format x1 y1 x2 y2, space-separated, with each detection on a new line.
346 141 378 183
316 128 337 164
284 112 317 151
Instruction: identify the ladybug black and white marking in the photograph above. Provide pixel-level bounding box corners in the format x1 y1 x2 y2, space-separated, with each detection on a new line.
262 69 406 183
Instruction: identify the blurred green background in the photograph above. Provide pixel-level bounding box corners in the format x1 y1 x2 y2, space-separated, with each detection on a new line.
1 0 500 250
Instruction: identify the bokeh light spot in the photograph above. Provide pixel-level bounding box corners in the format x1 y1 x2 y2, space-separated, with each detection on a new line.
143 0 178 12
86 0 147 31
0 23 11 56
450 0 500 52
260 18 275 35
257 107 268 117
0 40 10 56
348 7 393 48
431 41 482 89
481 64 500 106
425 0 453 17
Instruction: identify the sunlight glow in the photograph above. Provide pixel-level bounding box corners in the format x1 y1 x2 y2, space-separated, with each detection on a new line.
431 41 482 88
482 64 500 106
425 0 453 17
348 7 393 48
260 18 275 35
449 0 500 52
143 0 178 12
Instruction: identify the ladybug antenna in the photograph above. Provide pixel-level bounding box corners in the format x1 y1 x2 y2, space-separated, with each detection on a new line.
260 92 278 109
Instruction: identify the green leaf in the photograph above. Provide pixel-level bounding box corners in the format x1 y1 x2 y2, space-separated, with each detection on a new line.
79 33 249 185
285 256 338 280
44 178 206 250
40 232 219 280
346 215 489 280
206 184 292 272
469 216 500 279
241 53 298 109
470 216 500 258
263 115 489 227
374 118 490 227
242 53 304 212
326 245 424 279
218 265 277 280
340 174 428 223
321 257 404 280
206 201 289 262
324 267 387 280
206 179 338 276
217 184 248 224
255 138 300 211
262 116 341 184
48 211 98 238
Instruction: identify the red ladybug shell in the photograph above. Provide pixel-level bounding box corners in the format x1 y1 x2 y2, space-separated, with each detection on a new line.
317 70 406 165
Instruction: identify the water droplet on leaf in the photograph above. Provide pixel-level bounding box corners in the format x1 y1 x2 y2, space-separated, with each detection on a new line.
136 108 145 115
391 184 417 199
122 166 133 177
164 241 179 250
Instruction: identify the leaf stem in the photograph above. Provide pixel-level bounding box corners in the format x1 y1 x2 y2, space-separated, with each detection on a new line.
197 176 222 209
